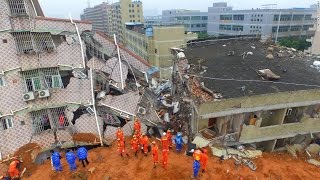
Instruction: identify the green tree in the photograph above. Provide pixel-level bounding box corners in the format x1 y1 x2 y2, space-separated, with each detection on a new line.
279 37 311 51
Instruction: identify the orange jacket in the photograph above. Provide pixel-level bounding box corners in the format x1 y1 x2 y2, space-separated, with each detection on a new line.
131 138 139 151
161 136 169 150
134 121 141 132
8 160 20 178
142 136 149 152
117 140 125 153
116 130 124 141
200 152 209 168
152 145 159 161
167 132 172 146
193 150 202 161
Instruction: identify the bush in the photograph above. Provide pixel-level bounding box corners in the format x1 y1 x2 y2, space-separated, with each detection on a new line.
279 37 311 51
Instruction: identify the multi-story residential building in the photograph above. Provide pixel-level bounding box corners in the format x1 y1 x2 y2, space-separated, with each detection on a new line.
144 15 162 27
124 23 197 77
176 37 320 152
162 9 208 33
307 3 320 55
80 2 112 34
111 0 144 42
0 0 155 156
207 2 316 39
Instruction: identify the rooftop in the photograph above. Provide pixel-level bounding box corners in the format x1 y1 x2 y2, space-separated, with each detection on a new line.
183 38 320 100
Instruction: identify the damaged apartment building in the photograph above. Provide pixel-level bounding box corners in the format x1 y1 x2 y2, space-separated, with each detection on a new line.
0 0 159 156
176 38 320 151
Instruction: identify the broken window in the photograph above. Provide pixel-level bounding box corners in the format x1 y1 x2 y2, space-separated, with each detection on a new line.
0 116 13 131
21 68 63 92
0 76 5 87
30 107 69 134
11 32 55 54
7 0 28 17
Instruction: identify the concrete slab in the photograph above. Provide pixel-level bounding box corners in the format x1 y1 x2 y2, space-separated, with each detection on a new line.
306 144 320 154
192 136 211 148
211 146 262 158
307 159 320 167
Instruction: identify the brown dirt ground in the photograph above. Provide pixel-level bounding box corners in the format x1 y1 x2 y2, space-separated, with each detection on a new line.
13 143 40 174
21 139 320 180
73 133 99 143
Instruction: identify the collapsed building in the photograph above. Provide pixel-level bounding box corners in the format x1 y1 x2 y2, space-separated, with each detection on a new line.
0 0 159 157
176 38 320 152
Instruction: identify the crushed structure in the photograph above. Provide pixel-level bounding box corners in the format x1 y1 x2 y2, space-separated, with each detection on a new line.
0 0 160 157
175 38 320 152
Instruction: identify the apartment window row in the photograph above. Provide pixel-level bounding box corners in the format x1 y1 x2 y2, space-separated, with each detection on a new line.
250 30 261 33
220 15 232 20
219 24 232 30
7 0 28 16
272 26 290 32
0 116 13 131
272 25 312 32
190 24 207 28
21 68 63 92
31 107 69 134
11 32 55 54
232 25 243 31
251 26 262 29
273 14 313 21
251 18 263 22
129 4 140 7
233 15 244 21
251 14 263 17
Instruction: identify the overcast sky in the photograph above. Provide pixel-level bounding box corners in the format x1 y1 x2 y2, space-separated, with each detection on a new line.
39 0 317 19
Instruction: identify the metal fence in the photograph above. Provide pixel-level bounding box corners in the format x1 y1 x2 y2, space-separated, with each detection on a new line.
30 107 69 134
21 68 63 92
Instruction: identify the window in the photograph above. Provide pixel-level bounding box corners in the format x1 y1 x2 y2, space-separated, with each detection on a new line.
219 24 232 30
202 24 207 27
0 76 5 87
132 4 134 7
280 15 292 21
137 4 140 7
293 15 304 21
7 0 27 16
290 25 301 31
0 117 13 130
303 25 314 30
233 15 244 21
202 16 208 20
11 32 55 54
21 68 63 92
274 15 279 21
30 107 69 134
129 10 131 13
232 25 243 31
196 24 201 27
191 16 201 21
305 15 312 20
129 4 131 7
278 26 290 32
132 10 134 13
155 49 158 54
220 15 232 20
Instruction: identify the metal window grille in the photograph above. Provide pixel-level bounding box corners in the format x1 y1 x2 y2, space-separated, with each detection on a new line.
11 32 55 54
21 68 63 92
30 107 69 134
7 0 28 16
0 117 13 131
0 76 5 86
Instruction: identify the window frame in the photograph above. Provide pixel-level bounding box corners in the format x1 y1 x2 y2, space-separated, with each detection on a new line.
0 116 13 131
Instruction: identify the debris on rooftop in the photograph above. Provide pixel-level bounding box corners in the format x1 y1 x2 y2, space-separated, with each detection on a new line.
258 69 280 80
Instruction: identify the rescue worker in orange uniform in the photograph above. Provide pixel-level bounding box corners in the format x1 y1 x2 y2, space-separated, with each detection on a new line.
200 149 209 173
142 135 149 156
131 135 139 157
161 132 169 151
192 149 202 178
193 149 202 161
116 127 125 142
117 138 129 158
139 133 144 153
151 141 159 168
8 158 21 179
133 118 141 135
166 129 173 148
162 148 169 169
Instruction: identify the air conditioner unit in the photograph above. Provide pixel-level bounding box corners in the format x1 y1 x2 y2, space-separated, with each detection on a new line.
86 107 95 115
109 80 119 88
286 108 293 116
23 92 35 101
137 106 146 115
120 112 130 119
38 89 50 98
78 71 87 79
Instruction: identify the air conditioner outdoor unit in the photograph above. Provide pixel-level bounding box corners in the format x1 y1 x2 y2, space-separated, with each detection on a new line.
86 107 95 115
109 80 119 88
120 112 130 119
137 106 146 115
23 92 35 101
78 71 87 79
38 89 50 98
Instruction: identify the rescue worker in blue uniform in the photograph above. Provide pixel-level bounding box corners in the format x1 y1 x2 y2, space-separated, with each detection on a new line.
77 146 89 167
174 132 184 152
51 150 62 172
66 149 77 171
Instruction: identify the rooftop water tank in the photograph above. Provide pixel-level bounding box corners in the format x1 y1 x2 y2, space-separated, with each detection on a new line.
145 27 153 37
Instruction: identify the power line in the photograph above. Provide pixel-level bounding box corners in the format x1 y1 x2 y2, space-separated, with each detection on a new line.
188 74 320 88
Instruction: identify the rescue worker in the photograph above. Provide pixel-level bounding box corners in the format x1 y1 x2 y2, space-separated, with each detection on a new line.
161 132 169 151
117 138 129 158
77 146 89 167
192 149 201 179
66 149 77 171
51 150 62 172
134 118 141 135
116 127 125 142
151 141 159 168
142 134 149 156
200 149 209 173
162 148 169 169
139 133 145 153
131 135 139 157
166 129 173 148
8 158 21 179
174 132 184 152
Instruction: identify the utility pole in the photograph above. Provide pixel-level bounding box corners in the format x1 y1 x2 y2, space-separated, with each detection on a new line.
275 11 282 43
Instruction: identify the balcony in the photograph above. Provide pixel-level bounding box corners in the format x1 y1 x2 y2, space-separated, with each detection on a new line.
239 117 320 143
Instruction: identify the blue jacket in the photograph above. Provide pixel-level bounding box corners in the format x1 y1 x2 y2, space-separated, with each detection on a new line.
193 160 200 170
51 152 61 166
77 147 88 160
175 135 183 145
66 151 76 164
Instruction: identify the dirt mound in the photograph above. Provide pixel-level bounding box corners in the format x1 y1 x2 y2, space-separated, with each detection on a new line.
22 139 320 180
13 143 41 175
72 133 99 144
